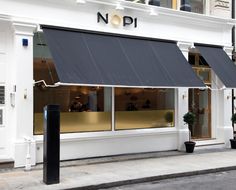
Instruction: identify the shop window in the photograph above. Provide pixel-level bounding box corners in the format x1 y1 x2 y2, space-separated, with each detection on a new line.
34 85 112 134
33 33 112 134
189 0 204 14
115 88 175 130
0 86 5 105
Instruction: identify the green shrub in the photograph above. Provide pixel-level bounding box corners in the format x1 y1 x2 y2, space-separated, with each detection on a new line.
183 112 195 126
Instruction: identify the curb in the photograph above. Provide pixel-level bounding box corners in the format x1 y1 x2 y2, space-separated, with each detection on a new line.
66 166 236 190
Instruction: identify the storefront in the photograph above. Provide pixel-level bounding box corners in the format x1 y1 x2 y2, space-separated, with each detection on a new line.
0 0 235 167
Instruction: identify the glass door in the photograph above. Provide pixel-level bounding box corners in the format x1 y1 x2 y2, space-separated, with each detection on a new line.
189 88 211 139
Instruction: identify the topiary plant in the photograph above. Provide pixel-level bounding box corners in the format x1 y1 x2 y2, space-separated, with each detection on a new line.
183 112 196 141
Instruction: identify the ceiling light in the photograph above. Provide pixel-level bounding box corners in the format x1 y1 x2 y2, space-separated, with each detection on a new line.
116 2 124 10
76 0 86 4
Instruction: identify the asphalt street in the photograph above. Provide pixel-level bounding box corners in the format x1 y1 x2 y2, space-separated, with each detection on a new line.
100 170 236 190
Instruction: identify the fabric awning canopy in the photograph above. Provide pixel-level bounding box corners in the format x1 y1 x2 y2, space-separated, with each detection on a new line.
196 45 236 88
42 26 205 88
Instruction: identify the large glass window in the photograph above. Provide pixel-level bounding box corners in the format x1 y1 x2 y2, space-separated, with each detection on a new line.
33 33 112 134
34 85 112 134
115 88 175 130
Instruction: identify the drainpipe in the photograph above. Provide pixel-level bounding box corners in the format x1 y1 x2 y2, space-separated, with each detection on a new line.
180 0 191 12
232 0 235 132
24 137 32 171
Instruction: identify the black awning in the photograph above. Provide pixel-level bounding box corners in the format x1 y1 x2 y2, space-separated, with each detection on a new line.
42 26 205 88
196 45 236 88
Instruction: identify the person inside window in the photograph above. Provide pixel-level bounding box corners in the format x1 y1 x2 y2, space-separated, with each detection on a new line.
70 96 83 112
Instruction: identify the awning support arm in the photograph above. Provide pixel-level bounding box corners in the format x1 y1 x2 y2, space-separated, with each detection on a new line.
34 80 59 88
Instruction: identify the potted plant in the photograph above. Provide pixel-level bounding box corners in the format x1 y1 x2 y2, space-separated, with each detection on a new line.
183 111 196 153
230 113 236 149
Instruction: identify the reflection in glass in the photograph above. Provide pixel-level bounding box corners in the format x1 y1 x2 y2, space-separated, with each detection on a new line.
33 57 112 134
34 86 112 134
189 89 211 139
115 88 175 130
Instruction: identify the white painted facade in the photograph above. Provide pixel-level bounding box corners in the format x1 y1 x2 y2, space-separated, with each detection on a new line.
0 0 234 167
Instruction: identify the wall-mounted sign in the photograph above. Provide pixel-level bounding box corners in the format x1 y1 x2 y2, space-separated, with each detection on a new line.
97 12 137 28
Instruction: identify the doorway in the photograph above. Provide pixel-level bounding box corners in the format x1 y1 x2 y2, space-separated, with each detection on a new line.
189 88 211 139
188 52 211 139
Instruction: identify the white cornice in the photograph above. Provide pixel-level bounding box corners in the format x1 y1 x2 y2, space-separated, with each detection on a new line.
5 0 234 27
12 21 37 36
0 14 11 21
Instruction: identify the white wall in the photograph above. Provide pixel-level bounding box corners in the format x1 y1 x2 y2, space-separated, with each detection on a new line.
35 129 178 163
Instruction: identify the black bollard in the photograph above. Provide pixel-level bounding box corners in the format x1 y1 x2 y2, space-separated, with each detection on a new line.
43 105 60 185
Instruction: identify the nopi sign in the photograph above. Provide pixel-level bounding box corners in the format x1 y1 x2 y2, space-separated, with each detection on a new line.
97 12 137 28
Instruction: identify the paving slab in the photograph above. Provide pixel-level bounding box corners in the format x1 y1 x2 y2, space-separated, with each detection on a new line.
0 149 236 190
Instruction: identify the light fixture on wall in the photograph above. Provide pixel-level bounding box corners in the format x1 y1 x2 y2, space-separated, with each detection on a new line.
149 8 158 16
76 0 86 4
115 2 124 10
182 91 187 99
227 92 232 100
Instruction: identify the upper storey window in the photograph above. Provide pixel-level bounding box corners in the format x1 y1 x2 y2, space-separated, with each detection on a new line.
190 0 204 14
126 0 177 9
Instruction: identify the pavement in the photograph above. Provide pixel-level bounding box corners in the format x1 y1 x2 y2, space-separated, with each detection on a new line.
0 148 236 190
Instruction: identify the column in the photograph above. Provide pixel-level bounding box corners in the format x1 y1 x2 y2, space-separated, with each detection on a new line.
221 46 234 147
11 21 37 167
176 41 192 151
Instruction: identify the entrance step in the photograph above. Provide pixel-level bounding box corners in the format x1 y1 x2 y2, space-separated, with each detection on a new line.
195 139 225 150
0 159 14 169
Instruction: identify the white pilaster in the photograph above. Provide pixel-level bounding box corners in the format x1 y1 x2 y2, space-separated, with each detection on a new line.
11 21 37 167
176 41 192 151
220 46 234 147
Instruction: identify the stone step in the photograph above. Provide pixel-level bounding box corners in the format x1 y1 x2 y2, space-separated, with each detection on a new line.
195 139 225 150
